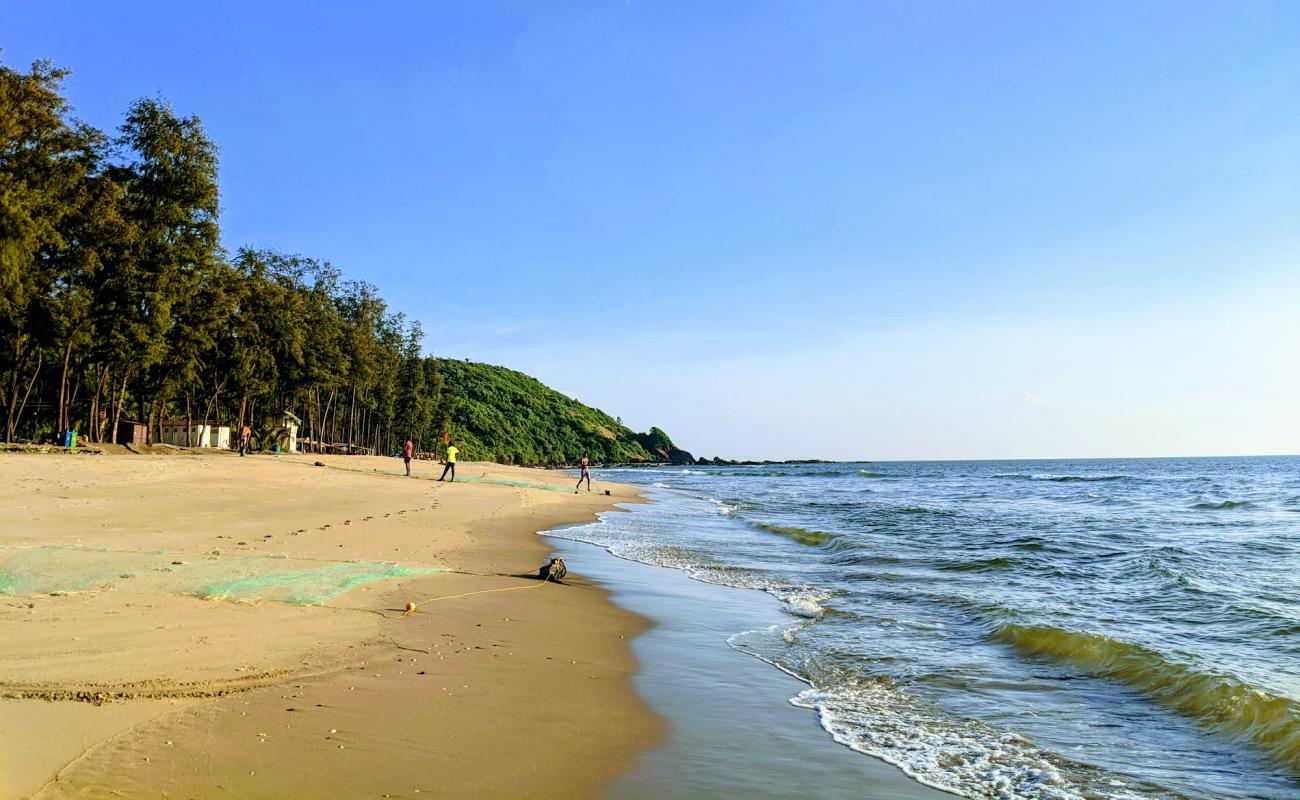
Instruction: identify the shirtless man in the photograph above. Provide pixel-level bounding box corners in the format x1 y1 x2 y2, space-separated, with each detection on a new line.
575 454 592 493
403 436 414 476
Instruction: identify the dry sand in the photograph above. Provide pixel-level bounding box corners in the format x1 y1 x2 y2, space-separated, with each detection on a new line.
0 451 660 799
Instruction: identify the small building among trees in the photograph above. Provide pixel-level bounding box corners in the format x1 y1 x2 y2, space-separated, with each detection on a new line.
114 421 147 446
265 411 301 452
159 421 230 449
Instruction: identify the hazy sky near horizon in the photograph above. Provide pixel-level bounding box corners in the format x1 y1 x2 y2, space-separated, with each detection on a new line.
6 1 1299 460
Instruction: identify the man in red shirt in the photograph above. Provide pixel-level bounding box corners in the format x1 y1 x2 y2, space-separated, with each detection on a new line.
403 436 415 477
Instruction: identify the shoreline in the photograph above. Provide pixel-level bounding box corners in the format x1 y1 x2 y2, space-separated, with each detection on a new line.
0 452 662 798
541 515 952 800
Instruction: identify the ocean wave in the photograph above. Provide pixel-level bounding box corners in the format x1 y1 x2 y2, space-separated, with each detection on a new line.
784 594 829 618
543 511 827 621
1192 499 1253 510
857 469 888 478
994 473 1136 483
763 666 1176 800
992 623 1300 773
700 496 739 514
895 505 956 517
753 522 838 548
935 556 1015 573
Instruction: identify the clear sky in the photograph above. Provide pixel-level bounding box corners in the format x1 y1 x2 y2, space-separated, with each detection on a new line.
6 1 1298 460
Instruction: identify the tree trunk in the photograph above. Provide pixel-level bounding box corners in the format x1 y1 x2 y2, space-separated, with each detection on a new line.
6 350 42 443
88 366 107 443
203 377 225 447
68 377 81 435
57 337 75 433
348 385 357 445
322 388 335 445
111 371 130 444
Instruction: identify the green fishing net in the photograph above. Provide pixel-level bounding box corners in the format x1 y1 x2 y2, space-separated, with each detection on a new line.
0 546 443 605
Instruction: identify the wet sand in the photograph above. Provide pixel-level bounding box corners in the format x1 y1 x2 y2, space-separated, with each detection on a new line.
0 451 660 799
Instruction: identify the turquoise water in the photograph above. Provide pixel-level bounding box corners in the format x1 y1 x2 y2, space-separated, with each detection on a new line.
551 457 1300 799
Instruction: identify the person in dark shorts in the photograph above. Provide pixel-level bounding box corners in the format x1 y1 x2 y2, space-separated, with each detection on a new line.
239 424 252 456
575 454 592 493
438 443 458 482
403 436 414 476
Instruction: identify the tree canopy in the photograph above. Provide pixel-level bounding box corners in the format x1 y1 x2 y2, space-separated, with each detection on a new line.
0 57 690 465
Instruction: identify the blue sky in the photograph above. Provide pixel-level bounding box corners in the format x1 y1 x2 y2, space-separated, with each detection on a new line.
6 1 1298 459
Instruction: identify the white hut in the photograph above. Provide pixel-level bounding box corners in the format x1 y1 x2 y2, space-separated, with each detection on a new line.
160 420 231 449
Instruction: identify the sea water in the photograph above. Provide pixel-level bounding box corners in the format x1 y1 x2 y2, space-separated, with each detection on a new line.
549 457 1300 799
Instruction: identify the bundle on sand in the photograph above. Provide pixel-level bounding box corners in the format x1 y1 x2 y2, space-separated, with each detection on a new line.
536 557 567 582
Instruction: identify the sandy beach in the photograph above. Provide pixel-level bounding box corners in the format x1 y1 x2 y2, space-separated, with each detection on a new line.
0 451 660 799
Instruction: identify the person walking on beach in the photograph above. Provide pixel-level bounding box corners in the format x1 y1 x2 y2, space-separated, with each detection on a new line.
438 442 458 482
575 454 592 493
239 424 252 457
403 436 414 477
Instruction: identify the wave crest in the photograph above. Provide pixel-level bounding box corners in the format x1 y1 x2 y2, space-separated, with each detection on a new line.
754 522 838 548
994 473 1134 483
1192 499 1253 510
991 623 1300 772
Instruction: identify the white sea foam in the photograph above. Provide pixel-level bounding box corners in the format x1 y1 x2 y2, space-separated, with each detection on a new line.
789 684 1165 800
782 594 828 619
693 495 740 515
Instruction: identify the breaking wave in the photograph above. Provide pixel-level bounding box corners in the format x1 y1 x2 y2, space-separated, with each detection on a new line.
1192 499 1253 510
753 522 839 548
992 623 1300 772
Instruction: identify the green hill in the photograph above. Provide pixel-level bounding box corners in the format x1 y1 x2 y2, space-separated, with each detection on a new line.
435 359 693 466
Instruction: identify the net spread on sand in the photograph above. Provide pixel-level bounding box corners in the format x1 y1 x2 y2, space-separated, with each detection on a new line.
0 546 443 605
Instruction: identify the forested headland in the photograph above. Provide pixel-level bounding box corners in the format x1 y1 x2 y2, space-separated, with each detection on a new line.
0 58 691 465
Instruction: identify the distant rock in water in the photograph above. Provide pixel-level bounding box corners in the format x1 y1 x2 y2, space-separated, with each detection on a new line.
633 426 694 465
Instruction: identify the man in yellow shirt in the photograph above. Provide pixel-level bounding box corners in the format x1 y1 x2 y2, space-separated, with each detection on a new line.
438 443 458 482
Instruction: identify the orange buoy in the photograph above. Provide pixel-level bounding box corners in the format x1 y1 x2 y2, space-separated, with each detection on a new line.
404 601 417 615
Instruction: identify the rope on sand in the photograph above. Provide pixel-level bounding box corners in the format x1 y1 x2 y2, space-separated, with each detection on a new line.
410 578 548 607
283 456 583 493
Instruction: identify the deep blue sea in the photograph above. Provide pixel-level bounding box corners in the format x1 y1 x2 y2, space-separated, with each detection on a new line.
551 457 1300 799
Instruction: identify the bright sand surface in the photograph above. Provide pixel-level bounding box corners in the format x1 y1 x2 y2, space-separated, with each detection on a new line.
0 451 660 799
